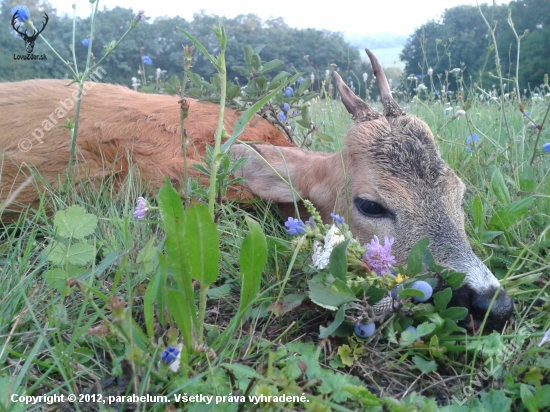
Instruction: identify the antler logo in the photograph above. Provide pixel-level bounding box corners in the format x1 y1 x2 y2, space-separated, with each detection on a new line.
11 11 49 54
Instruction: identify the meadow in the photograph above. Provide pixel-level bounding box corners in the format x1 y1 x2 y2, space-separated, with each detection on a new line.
1 5 550 412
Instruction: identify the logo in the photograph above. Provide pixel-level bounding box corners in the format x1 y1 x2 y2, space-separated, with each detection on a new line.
11 11 49 54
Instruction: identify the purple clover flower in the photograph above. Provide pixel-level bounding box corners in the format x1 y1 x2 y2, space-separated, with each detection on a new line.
142 56 152 65
285 217 305 235
364 235 396 276
330 213 345 224
133 197 148 219
161 346 179 364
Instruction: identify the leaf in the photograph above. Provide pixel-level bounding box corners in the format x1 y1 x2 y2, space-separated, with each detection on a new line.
136 237 156 275
472 195 484 233
144 268 160 338
365 286 386 305
416 321 436 337
481 388 512 409
482 231 503 243
308 280 356 311
178 28 218 68
523 368 544 388
166 289 195 355
440 307 468 321
400 330 419 346
54 205 98 240
519 166 535 192
319 305 346 339
489 196 534 231
337 344 353 366
489 165 510 204
440 270 466 290
520 384 537 412
407 237 430 275
238 217 267 314
220 73 301 153
433 288 452 311
411 355 437 374
258 59 284 74
298 78 312 95
44 268 68 291
157 179 195 353
185 204 219 286
269 293 305 316
534 385 550 410
329 239 350 282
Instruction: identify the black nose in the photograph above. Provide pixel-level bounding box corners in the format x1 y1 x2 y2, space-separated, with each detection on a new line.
451 285 514 332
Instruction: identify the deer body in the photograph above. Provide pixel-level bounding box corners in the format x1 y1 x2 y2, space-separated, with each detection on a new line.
0 50 513 331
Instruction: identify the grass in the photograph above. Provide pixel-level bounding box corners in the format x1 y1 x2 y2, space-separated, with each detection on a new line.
1 79 550 411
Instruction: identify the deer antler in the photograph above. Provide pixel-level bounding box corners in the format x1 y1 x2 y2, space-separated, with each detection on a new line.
32 13 49 38
11 13 29 38
365 48 405 118
332 71 381 122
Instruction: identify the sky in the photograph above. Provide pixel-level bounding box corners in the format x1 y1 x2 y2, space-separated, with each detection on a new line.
49 0 509 36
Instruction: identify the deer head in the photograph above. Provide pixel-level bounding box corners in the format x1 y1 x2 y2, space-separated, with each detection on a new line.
11 12 49 54
231 49 513 331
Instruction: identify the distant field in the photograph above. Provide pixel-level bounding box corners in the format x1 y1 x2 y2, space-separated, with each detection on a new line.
359 46 405 69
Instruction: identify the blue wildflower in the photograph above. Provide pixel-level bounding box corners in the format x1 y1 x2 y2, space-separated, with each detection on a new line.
133 197 148 219
348 76 353 82
285 217 305 235
293 110 299 116
280 102 290 113
278 112 286 121
284 87 293 98
466 134 479 145
330 213 345 224
415 74 422 80
434 90 440 96
542 143 550 153
525 111 531 116
11 5 30 22
447 90 452 96
304 216 316 227
82 38 90 47
161 346 179 364
142 56 153 65
297 76 304 84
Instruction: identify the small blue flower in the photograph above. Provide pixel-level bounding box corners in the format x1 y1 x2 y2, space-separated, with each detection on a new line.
284 87 293 98
11 5 30 22
297 76 304 84
525 111 531 116
348 76 353 82
304 216 315 227
82 38 90 47
280 102 290 113
330 213 345 224
284 217 305 235
278 112 286 121
466 134 479 145
142 56 153 65
293 110 299 116
434 90 440 96
415 74 422 80
447 90 452 96
161 346 179 364
542 143 550 153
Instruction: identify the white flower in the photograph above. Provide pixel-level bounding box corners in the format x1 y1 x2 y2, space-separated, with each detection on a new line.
325 69 330 79
312 225 345 269
450 68 461 74
427 67 433 76
539 327 550 347
310 73 315 83
156 68 161 80
453 110 466 118
363 72 368 82
417 83 427 90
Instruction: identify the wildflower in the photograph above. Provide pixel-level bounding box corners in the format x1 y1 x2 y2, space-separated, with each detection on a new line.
133 197 148 219
310 73 315 83
142 56 152 65
82 38 90 47
415 74 422 80
434 90 440 97
525 111 531 116
284 217 305 235
450 68 461 74
453 110 466 118
466 134 479 145
542 143 550 153
312 225 345 269
131 77 140 91
161 346 180 364
137 68 142 75
427 67 433 76
325 69 330 79
348 76 353 82
417 83 427 91
297 76 304 84
278 112 286 122
364 235 396 276
363 72 368 82
304 216 316 227
280 102 290 113
330 213 344 224
134 9 145 24
447 90 453 96
11 5 30 22
539 327 550 346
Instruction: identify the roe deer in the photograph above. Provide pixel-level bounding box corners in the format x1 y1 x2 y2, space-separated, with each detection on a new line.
0 50 512 331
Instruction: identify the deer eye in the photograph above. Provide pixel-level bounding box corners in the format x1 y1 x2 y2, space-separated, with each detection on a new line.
354 198 387 218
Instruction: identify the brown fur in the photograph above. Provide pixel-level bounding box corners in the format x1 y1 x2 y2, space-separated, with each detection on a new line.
0 79 292 216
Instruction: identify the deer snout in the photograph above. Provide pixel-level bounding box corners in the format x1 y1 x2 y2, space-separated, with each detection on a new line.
451 282 513 332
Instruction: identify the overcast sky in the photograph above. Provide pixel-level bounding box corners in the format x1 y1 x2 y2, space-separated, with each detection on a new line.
49 0 509 35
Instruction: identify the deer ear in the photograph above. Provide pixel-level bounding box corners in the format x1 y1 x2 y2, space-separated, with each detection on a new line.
230 144 338 205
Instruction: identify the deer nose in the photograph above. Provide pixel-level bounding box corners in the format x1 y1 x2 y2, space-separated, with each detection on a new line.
452 285 514 332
